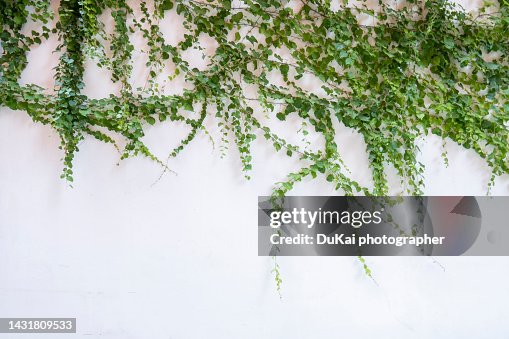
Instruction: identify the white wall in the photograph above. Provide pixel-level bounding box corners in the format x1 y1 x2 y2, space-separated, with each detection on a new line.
1 1 509 338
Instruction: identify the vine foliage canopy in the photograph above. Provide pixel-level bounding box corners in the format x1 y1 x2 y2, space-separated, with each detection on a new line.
1 0 508 196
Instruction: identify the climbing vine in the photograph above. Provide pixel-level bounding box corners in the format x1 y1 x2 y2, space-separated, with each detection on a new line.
1 0 508 193
1 0 509 288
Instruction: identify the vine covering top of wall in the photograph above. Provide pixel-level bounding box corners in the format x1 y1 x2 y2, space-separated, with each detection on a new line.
1 0 508 196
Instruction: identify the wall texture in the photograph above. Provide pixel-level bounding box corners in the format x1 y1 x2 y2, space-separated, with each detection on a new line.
1 1 508 338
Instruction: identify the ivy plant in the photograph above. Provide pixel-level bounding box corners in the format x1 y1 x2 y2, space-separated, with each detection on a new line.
1 0 508 195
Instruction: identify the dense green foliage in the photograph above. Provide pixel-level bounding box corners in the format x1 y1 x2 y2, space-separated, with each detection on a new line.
1 0 508 196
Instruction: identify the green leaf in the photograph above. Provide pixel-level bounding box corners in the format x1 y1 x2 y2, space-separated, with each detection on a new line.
146 116 156 125
280 64 289 78
231 12 243 23
161 1 174 11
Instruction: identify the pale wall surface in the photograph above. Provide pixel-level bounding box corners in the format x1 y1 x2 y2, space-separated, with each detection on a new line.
1 1 509 338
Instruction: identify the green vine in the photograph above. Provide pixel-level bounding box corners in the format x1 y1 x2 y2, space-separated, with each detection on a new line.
1 0 509 290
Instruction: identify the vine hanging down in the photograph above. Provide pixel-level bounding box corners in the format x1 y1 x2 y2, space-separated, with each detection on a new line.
1 0 508 196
